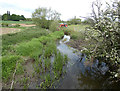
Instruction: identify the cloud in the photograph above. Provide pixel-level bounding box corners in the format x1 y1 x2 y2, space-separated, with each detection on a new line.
0 0 113 20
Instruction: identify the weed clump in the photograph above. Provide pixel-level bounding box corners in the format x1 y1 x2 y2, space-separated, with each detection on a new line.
53 52 68 79
16 39 43 60
44 41 57 58
2 55 20 81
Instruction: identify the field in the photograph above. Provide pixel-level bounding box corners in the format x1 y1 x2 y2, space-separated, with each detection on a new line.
0 21 34 24
1 21 70 89
0 21 36 35
68 24 89 32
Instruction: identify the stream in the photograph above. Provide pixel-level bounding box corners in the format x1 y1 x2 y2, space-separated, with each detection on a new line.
55 35 119 89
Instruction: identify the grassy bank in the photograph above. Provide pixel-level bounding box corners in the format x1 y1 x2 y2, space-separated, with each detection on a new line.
68 24 89 32
66 24 91 51
2 25 69 89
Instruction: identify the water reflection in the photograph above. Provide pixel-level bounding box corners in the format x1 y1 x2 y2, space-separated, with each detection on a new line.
56 41 112 89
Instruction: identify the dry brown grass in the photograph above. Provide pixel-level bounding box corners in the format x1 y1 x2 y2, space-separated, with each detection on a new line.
0 28 21 35
12 24 36 27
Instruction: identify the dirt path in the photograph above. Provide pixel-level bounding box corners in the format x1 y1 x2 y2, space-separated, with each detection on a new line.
0 28 21 35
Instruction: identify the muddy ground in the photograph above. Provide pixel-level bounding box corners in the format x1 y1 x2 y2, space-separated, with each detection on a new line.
66 39 85 51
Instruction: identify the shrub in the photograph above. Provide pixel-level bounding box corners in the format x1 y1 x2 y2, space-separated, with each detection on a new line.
1 23 9 27
32 7 61 29
38 36 51 45
61 27 72 35
14 24 20 27
49 21 59 32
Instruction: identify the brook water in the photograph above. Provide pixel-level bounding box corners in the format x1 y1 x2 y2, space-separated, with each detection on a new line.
55 36 119 89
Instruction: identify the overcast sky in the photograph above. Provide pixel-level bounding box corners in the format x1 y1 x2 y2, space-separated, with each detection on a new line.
0 0 112 21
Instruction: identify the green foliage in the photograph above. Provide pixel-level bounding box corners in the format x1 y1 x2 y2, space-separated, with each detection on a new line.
68 24 89 40
13 24 20 27
67 16 81 25
49 30 64 40
38 36 51 45
38 31 64 45
2 55 20 81
2 13 26 21
44 58 51 71
0 20 33 24
26 18 32 21
16 60 24 75
1 23 9 27
40 74 52 89
63 54 68 65
21 77 29 89
33 30 64 75
44 41 57 58
2 27 47 46
2 13 10 21
82 18 94 26
83 0 120 81
34 57 43 73
53 52 64 79
68 24 89 32
61 27 72 35
2 26 66 88
1 23 20 27
71 33 78 40
2 27 48 56
16 39 43 59
32 7 61 29
49 21 59 32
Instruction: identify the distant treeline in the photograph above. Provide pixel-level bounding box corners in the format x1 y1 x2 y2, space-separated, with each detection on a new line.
2 11 26 21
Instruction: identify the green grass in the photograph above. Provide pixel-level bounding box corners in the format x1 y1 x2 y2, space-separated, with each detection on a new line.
68 24 89 32
16 39 43 59
2 27 67 88
3 26 27 29
2 27 47 45
16 59 24 75
53 52 68 79
2 55 20 82
0 21 34 24
2 27 48 56
66 24 89 40
44 58 51 71
40 73 52 89
44 41 57 58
